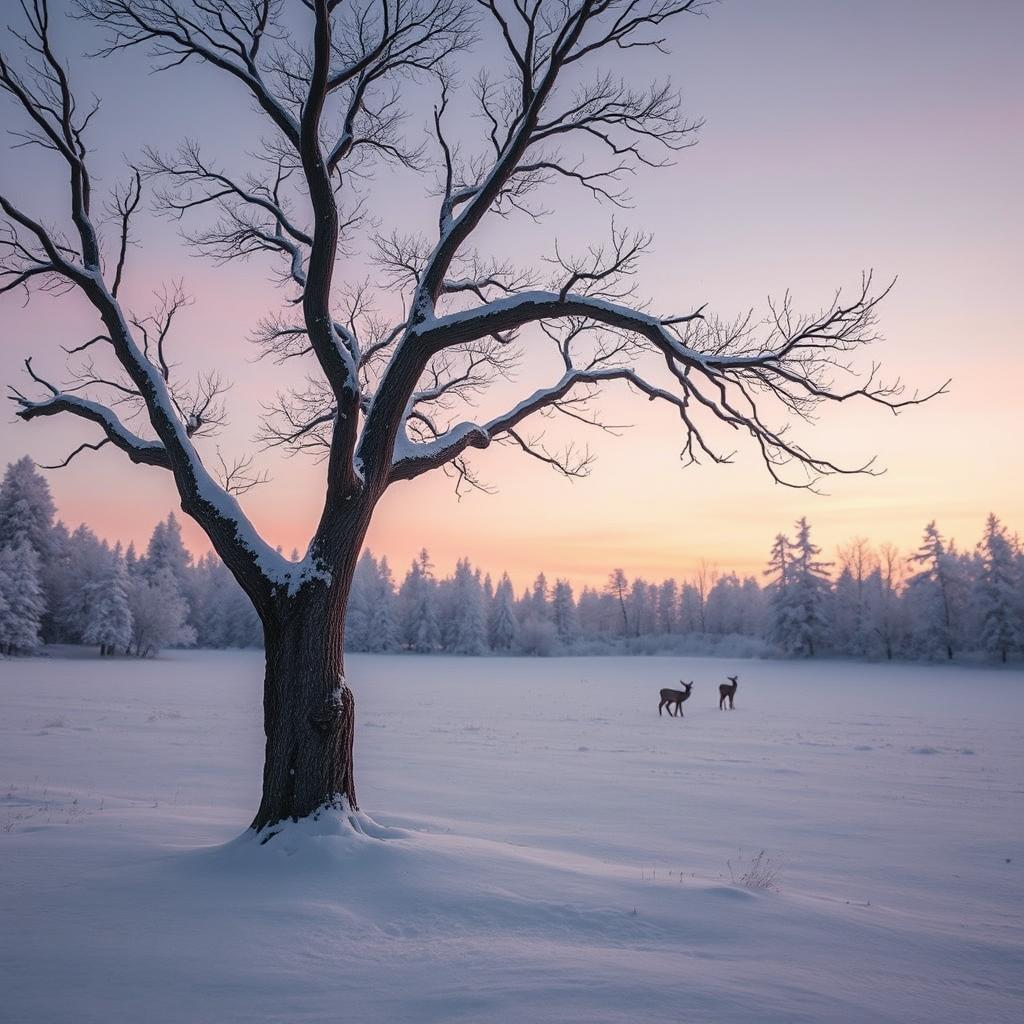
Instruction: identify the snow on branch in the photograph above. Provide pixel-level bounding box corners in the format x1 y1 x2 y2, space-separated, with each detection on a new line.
388 271 947 490
10 359 170 469
1 2 288 603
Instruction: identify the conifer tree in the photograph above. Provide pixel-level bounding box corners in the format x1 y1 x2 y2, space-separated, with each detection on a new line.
0 540 46 654
907 521 958 660
347 550 381 651
128 567 196 657
551 579 577 641
606 569 630 635
765 522 831 656
976 514 1021 663
143 514 192 590
678 583 703 634
0 456 56 559
489 573 519 651
657 580 678 634
450 559 487 655
361 555 398 653
786 518 832 656
83 547 133 655
397 551 440 653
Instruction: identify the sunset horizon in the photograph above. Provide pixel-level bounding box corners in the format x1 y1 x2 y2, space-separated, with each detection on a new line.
2 1 1021 594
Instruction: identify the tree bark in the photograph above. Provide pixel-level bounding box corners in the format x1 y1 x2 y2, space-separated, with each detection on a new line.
250 513 368 836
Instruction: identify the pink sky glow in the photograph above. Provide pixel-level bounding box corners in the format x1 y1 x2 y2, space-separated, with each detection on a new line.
1 0 1022 591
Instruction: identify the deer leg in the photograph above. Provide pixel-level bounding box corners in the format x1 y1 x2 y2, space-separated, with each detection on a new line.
658 700 665 716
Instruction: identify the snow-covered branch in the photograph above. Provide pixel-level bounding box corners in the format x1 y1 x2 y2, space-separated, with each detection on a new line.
1 3 289 604
10 360 170 469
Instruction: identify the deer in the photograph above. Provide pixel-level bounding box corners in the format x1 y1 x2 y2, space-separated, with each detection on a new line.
718 675 739 710
658 682 694 718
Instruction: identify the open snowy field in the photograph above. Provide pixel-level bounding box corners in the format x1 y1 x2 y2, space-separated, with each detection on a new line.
2 651 1022 1024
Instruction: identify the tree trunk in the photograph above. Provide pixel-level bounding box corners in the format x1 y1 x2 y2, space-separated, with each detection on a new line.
251 584 356 834
250 515 368 836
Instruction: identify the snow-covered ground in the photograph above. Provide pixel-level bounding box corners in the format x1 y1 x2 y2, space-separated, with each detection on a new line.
2 651 1022 1023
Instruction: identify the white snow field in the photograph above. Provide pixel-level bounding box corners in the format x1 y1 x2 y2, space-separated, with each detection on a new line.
2 652 1022 1024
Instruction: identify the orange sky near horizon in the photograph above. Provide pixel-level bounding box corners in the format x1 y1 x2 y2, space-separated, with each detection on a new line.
1 0 1022 593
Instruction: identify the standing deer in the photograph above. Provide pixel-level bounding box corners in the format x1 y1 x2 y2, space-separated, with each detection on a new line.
718 675 739 710
658 682 694 718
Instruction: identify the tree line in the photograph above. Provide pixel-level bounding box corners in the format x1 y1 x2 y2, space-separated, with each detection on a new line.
0 457 258 656
1 456 1021 662
349 513 1023 663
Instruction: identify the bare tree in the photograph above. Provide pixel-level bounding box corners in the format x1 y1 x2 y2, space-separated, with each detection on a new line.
1 0 945 835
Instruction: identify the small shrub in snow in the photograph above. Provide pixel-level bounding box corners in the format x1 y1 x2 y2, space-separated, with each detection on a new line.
728 850 781 892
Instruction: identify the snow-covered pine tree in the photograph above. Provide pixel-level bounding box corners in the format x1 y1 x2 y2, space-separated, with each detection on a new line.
705 573 742 635
397 551 440 653
740 576 766 637
346 550 398 652
346 550 380 651
127 567 196 657
656 579 678 634
678 583 703 634
0 572 9 652
0 539 46 654
975 514 1021 663
40 520 70 643
572 586 596 638
450 559 487 655
0 457 63 639
142 513 192 588
366 556 398 652
0 456 56 560
530 572 550 622
51 526 112 642
551 579 577 641
765 523 831 656
482 573 494 614
606 569 630 635
82 546 133 655
489 573 519 651
764 532 794 651
189 553 227 648
907 521 959 660
190 552 261 648
785 518 833 656
629 579 655 637
831 567 859 654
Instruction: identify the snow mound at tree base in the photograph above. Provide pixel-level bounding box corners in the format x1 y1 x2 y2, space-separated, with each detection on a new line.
244 801 411 850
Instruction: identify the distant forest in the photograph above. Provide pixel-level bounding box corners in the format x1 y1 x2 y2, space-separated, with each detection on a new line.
0 456 1021 662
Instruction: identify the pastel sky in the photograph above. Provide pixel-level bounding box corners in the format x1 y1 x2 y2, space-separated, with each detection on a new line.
1 0 1021 590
